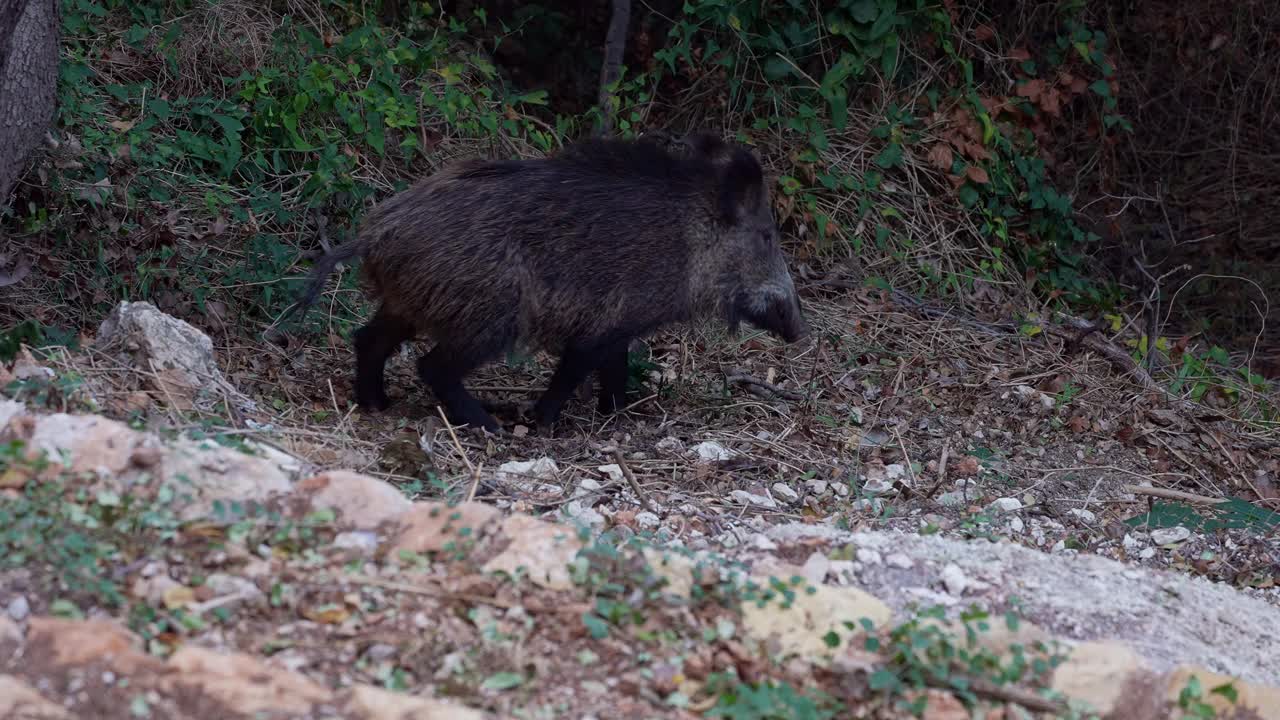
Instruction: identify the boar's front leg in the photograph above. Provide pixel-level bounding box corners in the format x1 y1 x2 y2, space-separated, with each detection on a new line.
416 346 502 433
532 338 630 427
352 307 415 411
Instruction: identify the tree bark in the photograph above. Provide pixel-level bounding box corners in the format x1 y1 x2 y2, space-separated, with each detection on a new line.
0 0 59 216
594 0 630 137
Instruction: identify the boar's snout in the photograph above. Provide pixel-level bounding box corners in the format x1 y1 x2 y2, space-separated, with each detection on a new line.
731 286 809 344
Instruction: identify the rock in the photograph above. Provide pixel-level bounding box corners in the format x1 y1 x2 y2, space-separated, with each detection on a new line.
0 675 71 719
634 512 661 531
388 502 501 556
742 580 892 659
562 501 606 529
730 490 776 508
987 497 1022 513
940 563 969 596
200 573 264 610
497 457 559 483
165 646 333 715
96 301 251 412
884 463 906 481
595 465 624 484
482 514 584 591
806 478 830 496
935 491 967 507
163 437 296 522
1049 641 1149 717
293 470 412 529
801 552 830 585
654 436 684 456
770 482 800 503
25 412 148 478
861 479 895 496
1068 508 1097 524
751 534 778 551
576 477 605 499
1122 533 1143 556
886 553 913 570
1150 526 1192 545
6 596 29 621
333 531 380 555
691 441 735 462
1139 547 1156 560
343 684 486 720
831 482 850 498
26 617 160 674
918 688 968 720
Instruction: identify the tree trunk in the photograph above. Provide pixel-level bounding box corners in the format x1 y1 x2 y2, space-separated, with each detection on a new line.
0 0 59 216
594 0 630 137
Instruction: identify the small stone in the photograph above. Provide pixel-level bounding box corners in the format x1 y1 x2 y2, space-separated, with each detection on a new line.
635 512 661 531
1139 547 1157 560
751 534 778 551
806 479 830 495
884 463 906 481
1122 533 1143 556
594 466 623 484
655 437 684 456
936 491 967 507
770 483 800 503
692 441 735 462
6 596 29 621
1051 540 1066 553
564 501 606 528
1008 516 1025 533
855 548 882 566
497 457 560 484
854 498 883 514
831 482 850 498
333 531 380 554
577 477 604 496
886 553 913 569
731 490 776 508
941 563 969 595
801 553 830 585
1068 508 1097 524
861 479 895 496
1150 527 1191 545
988 497 1022 513
364 643 397 662
201 573 264 609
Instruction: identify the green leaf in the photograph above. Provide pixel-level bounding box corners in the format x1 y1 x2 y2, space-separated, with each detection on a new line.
873 143 902 169
1211 682 1240 704
868 668 900 691
1089 79 1111 98
848 0 878 24
582 612 609 639
958 184 980 207
480 672 524 691
764 56 796 80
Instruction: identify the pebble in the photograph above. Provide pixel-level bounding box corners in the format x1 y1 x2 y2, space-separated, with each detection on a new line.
861 479 895 496
751 534 778 551
831 482 850 498
855 548 882 566
801 552 830 585
941 563 969 595
564 501 606 528
806 479 830 496
692 441 735 462
333 531 380 554
854 498 884 514
1008 516 1025 533
730 490 776 508
886 553 913 569
1122 534 1143 556
936 491 967 507
655 437 684 456
1139 547 1157 560
771 482 800 503
364 643 397 662
6 596 29 621
1068 508 1097 524
1151 527 1192 545
635 512 661 531
885 463 906 481
988 497 1023 513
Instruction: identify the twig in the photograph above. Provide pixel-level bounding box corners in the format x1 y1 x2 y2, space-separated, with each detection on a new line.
922 439 950 499
725 370 805 401
1121 484 1227 505
611 447 655 513
966 677 1066 715
437 406 482 498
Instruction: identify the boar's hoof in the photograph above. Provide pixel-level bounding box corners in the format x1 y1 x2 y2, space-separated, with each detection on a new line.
356 391 392 412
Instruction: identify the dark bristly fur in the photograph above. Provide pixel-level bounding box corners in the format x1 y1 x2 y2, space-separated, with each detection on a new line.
288 133 808 433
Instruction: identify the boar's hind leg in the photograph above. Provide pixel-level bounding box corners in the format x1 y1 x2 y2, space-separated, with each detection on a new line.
533 339 630 427
416 346 502 433
353 308 415 411
596 346 630 415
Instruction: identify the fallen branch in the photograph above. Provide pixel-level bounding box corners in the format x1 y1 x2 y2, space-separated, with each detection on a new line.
611 447 654 513
1121 484 1228 506
725 370 805 401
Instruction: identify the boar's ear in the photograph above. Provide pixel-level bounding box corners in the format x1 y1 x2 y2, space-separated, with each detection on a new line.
717 148 766 225
682 131 730 162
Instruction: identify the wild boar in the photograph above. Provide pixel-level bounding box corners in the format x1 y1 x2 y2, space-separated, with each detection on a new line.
283 132 807 432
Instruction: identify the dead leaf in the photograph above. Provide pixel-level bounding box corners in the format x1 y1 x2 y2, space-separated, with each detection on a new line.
163 585 196 610
972 25 995 42
1009 47 1032 62
302 605 351 624
109 118 136 132
0 253 32 287
964 165 989 184
953 456 980 477
0 466 32 490
1016 78 1045 101
1209 33 1228 51
1068 415 1089 434
926 143 954 172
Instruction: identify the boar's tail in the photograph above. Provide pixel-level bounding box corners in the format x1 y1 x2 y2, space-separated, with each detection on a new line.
275 236 369 329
